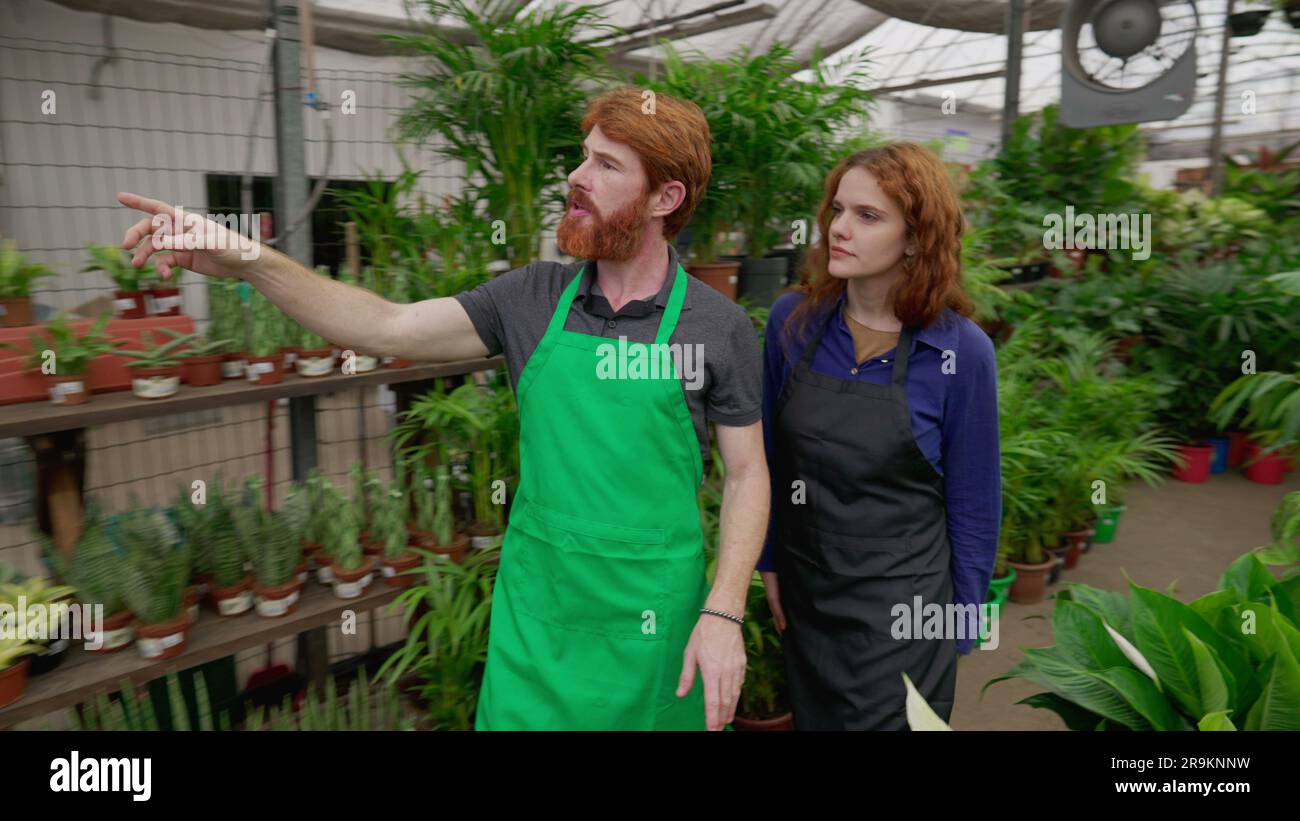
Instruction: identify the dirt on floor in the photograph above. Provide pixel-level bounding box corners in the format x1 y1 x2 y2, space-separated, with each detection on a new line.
951 469 1300 731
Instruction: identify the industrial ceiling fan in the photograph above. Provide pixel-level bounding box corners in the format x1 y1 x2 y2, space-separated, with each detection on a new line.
1060 0 1199 126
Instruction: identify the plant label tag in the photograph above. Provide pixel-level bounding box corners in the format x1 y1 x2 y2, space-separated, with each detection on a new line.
155 296 181 311
48 638 69 654
0 304 7 316
334 580 364 599
138 631 183 658
381 564 396 577
221 360 244 378
317 566 335 584
49 380 85 403
256 595 290 617
89 625 134 651
113 297 137 312
218 590 254 615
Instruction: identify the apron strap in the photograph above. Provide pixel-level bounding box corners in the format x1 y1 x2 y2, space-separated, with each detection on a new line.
544 261 687 347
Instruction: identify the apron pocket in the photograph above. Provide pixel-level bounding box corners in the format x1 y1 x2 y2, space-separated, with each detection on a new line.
510 501 671 641
801 528 923 578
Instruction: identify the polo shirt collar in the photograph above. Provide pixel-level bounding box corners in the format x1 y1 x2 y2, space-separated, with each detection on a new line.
578 243 688 310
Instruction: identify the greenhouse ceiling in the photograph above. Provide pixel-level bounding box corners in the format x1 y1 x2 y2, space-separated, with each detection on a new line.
48 0 1300 151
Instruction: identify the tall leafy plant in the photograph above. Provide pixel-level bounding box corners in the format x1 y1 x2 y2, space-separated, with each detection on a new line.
387 0 617 264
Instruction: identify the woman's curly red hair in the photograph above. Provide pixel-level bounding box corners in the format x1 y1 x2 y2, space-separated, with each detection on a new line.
785 142 972 347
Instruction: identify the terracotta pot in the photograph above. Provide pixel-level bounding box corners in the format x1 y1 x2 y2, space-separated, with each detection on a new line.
0 295 34 327
184 583 202 624
0 657 32 708
130 364 182 399
1007 556 1056 604
221 351 247 379
245 353 285 385
212 575 254 616
113 290 147 319
380 551 421 587
1061 528 1094 570
278 345 300 373
87 608 136 653
329 557 375 599
253 578 302 618
686 261 740 301
45 373 89 405
183 354 223 386
361 532 384 557
468 524 502 552
296 560 308 586
732 712 794 731
295 347 334 377
135 612 190 660
149 285 182 316
414 531 470 565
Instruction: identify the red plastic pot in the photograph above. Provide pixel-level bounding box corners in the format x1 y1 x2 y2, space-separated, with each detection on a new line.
0 656 32 708
182 354 223 387
1243 443 1287 485
1227 431 1250 468
1173 444 1213 483
149 285 182 316
113 290 147 319
1061 528 1094 570
245 353 285 385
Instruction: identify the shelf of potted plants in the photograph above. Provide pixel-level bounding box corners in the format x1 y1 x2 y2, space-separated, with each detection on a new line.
0 312 125 405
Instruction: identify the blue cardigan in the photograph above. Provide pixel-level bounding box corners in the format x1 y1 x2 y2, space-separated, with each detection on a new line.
757 291 1002 655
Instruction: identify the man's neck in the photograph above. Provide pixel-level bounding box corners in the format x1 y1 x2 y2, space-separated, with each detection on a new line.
594 237 670 313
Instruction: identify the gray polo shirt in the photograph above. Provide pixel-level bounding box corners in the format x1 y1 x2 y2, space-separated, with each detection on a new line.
455 243 762 463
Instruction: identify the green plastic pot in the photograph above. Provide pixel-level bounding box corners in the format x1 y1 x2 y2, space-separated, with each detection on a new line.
988 567 1017 600
1091 504 1127 544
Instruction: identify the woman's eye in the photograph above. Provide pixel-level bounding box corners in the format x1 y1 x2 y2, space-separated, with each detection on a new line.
859 212 877 222
601 161 614 170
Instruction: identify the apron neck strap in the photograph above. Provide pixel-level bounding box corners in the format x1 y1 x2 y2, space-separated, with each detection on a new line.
546 261 687 345
797 300 915 387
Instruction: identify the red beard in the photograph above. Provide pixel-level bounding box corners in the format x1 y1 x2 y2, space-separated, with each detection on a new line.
556 192 650 262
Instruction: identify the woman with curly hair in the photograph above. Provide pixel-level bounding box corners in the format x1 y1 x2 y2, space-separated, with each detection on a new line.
758 142 1002 730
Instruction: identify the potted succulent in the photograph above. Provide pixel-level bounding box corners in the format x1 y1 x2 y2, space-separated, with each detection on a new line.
0 312 124 405
39 501 136 653
244 291 286 385
0 574 77 677
207 278 248 379
237 478 303 618
82 243 148 319
295 323 335 377
116 329 188 400
117 502 192 660
0 239 56 327
327 504 375 600
376 483 421 587
157 327 230 387
409 465 470 563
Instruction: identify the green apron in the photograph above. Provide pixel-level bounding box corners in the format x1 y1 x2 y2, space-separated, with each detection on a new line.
476 262 707 730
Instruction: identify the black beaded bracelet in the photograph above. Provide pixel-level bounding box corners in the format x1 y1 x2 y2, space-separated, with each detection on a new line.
699 607 744 626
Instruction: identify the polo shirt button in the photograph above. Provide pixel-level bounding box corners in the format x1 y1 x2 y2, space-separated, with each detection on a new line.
850 367 858 375
608 319 617 328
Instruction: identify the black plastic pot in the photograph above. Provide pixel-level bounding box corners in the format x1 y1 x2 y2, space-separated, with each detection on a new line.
999 260 1050 285
1228 10 1269 36
737 255 791 308
29 638 69 675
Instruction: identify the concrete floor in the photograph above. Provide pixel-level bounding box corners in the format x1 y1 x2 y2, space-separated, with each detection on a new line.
951 468 1300 731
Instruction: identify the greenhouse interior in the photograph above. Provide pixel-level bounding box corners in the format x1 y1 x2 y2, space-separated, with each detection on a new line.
0 0 1298 758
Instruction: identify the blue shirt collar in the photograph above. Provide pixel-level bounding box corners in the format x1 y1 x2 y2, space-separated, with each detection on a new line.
831 290 959 355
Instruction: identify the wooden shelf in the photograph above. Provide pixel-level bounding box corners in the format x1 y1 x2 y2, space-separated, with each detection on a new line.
0 356 504 437
0 580 405 729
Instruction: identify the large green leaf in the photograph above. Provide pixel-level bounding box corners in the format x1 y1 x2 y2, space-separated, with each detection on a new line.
1197 711 1237 731
1243 642 1300 730
1219 552 1279 603
1128 585 1205 717
1183 626 1232 716
1059 583 1134 640
1093 666 1191 730
1002 647 1151 729
1053 600 1132 670
1016 692 1109 731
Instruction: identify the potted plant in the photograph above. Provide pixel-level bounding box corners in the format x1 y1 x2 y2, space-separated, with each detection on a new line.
244 291 285 385
295 322 335 377
117 502 192 660
83 244 148 319
146 269 183 317
0 575 77 676
409 465 470 563
207 278 248 379
732 574 792 730
277 309 302 374
0 239 56 327
376 483 421 587
0 312 124 405
200 479 254 616
0 635 43 707
376 549 496 729
116 329 188 400
327 504 374 599
237 478 303 617
155 326 230 387
39 501 136 653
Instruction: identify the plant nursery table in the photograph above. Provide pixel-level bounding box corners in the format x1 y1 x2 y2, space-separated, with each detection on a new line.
0 581 403 729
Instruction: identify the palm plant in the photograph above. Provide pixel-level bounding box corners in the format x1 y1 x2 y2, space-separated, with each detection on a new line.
386 0 617 264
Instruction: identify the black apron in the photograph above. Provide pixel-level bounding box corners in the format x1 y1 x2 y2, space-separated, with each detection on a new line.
773 307 957 730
